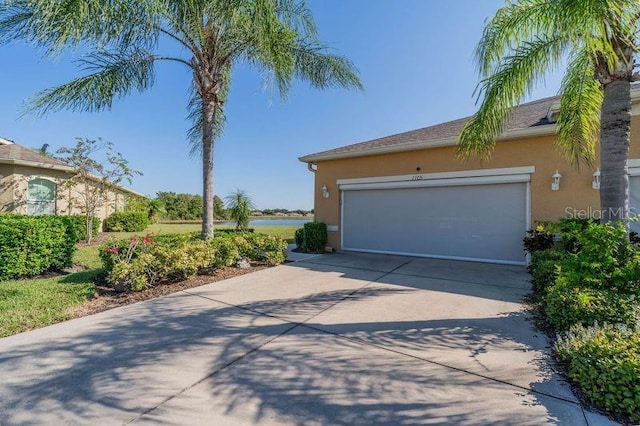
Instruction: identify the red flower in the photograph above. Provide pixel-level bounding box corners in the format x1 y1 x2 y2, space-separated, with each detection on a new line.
143 237 151 244
112 247 119 254
130 237 138 244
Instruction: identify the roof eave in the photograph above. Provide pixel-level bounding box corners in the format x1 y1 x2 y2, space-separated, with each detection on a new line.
299 124 557 163
0 157 76 172
0 158 145 198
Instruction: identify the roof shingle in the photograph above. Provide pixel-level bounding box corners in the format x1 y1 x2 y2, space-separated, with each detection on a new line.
301 95 558 161
0 143 71 168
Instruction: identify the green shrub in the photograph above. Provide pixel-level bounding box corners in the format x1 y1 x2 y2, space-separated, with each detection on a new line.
550 217 597 253
523 223 555 254
544 281 640 332
215 228 254 234
295 228 304 247
0 214 76 280
210 237 240 267
302 222 327 253
100 231 288 291
529 249 569 296
105 211 149 232
68 215 101 242
235 233 288 266
555 324 640 423
554 222 640 294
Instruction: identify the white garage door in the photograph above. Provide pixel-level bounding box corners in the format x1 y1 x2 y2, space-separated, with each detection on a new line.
341 179 529 265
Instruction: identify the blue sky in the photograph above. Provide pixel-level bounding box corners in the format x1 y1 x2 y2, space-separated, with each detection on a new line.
0 0 565 210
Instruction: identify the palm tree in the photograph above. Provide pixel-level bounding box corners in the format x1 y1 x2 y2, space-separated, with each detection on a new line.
457 0 639 226
0 0 362 239
225 189 254 231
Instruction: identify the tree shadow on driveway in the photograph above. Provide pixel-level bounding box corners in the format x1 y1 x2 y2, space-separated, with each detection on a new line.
0 259 585 425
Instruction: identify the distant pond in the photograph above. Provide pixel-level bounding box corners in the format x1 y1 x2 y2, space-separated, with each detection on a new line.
219 218 313 227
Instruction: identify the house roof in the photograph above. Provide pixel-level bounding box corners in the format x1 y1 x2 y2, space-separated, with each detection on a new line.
300 83 640 163
0 143 72 168
299 96 558 163
0 141 145 197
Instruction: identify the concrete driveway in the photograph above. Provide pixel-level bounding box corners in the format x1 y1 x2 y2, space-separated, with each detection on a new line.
0 253 615 425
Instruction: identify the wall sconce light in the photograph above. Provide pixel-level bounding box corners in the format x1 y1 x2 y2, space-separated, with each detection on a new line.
551 170 562 191
321 184 330 199
592 168 601 190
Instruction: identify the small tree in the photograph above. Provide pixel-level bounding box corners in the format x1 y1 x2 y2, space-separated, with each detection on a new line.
213 195 227 220
56 138 141 243
225 189 254 231
124 196 165 223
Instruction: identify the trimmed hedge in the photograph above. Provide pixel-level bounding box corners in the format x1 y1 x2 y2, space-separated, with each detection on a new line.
68 215 101 242
529 249 569 296
105 211 149 232
295 227 304 247
556 324 640 423
544 282 640 332
0 214 76 280
99 232 287 292
301 222 327 253
527 220 640 422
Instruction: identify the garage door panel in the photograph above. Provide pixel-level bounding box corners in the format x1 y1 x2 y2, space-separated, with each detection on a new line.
631 176 640 233
342 183 527 264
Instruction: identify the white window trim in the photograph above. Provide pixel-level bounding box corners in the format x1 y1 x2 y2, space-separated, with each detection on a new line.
27 177 57 215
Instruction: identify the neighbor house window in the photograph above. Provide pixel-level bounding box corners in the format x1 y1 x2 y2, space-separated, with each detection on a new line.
27 178 56 215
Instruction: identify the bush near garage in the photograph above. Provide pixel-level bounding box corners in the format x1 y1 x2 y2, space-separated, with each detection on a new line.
544 281 639 332
528 249 569 296
526 220 640 422
0 214 76 280
100 232 287 292
299 221 327 253
294 227 304 247
523 223 555 254
555 324 640 423
105 211 149 232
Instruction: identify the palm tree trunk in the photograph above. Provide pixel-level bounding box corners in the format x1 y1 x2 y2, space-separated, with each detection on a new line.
201 98 217 239
599 79 631 226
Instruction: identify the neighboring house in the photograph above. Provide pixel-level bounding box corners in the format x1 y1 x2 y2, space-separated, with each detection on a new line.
0 138 143 223
300 92 640 266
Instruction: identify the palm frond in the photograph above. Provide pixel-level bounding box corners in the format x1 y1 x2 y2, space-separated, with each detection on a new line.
0 0 156 55
26 48 157 114
274 0 318 38
476 0 562 77
556 48 603 166
291 40 363 92
458 35 566 159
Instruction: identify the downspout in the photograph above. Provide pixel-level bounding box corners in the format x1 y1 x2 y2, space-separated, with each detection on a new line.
307 162 317 173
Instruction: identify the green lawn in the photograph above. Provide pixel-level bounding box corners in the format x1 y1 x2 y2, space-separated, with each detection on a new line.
0 223 300 338
0 268 98 338
100 223 300 243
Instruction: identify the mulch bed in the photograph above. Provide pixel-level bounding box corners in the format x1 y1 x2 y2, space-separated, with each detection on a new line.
67 264 268 318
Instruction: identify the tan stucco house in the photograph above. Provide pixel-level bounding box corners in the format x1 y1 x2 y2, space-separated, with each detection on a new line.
300 92 640 266
0 137 143 223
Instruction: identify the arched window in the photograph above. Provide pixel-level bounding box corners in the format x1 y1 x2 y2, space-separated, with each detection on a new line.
27 178 56 215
